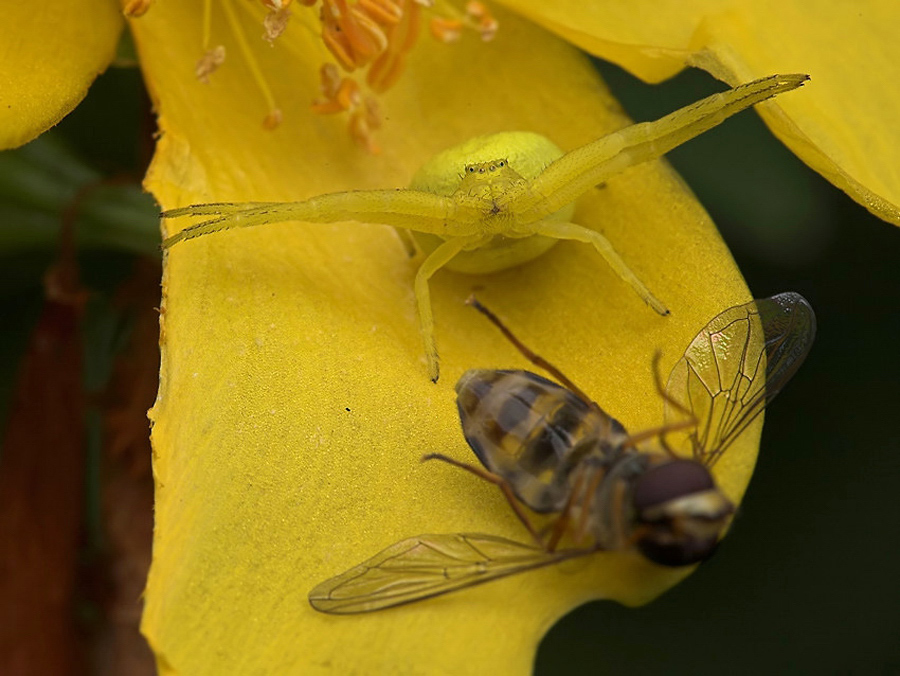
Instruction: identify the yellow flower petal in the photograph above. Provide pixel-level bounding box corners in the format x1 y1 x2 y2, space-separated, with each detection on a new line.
135 5 759 674
0 0 123 149
499 0 900 227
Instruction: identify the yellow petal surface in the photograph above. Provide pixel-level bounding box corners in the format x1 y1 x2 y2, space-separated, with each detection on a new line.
498 0 900 227
135 5 759 674
0 0 123 149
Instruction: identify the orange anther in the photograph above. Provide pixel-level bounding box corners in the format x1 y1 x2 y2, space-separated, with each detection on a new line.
368 52 406 93
429 17 462 43
348 109 381 154
465 1 497 40
311 99 345 114
263 108 284 129
347 5 390 58
335 78 362 110
321 0 389 69
476 16 497 41
319 63 342 99
307 0 497 151
263 7 292 41
123 0 153 17
395 0 422 54
464 0 486 17
321 28 359 71
260 0 294 9
312 67 362 114
363 95 382 130
195 45 226 84
366 0 419 92
359 0 403 26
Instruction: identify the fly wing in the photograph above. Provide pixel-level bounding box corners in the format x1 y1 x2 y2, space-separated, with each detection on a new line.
308 533 593 614
664 293 816 466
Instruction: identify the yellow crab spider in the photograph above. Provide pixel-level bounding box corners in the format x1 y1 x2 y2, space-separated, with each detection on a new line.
163 73 808 381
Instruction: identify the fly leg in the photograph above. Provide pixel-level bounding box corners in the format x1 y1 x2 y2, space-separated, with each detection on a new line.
465 295 593 402
622 351 698 457
422 453 545 548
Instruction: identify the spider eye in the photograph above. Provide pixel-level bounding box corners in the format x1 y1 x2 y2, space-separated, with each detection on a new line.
498 160 505 167
466 166 475 173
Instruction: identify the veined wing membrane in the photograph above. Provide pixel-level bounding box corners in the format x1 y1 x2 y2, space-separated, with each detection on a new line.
664 293 816 466
309 533 594 614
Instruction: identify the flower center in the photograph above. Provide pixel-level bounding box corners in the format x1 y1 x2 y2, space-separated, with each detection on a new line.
133 0 497 149
310 0 498 151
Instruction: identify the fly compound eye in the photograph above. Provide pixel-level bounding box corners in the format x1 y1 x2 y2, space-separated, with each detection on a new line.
633 460 732 567
632 460 714 513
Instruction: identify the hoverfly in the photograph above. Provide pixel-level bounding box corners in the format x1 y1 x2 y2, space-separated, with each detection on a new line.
308 292 816 614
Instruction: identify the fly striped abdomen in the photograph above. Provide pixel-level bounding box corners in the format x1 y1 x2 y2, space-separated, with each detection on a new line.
456 369 626 512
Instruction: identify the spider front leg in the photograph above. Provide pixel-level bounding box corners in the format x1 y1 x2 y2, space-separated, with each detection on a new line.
161 189 465 248
519 74 809 223
530 220 669 315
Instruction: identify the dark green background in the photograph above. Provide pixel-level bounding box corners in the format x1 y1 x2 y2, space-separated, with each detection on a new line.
1 53 897 676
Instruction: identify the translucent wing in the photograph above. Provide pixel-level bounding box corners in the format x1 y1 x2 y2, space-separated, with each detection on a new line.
664 292 816 466
308 533 594 614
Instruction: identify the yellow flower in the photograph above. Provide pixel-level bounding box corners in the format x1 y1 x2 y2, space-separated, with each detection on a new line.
133 4 770 674
0 0 893 672
13 0 873 674
0 0 123 149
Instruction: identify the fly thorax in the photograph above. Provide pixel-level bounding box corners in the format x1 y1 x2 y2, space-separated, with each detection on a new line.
580 452 650 551
631 459 735 567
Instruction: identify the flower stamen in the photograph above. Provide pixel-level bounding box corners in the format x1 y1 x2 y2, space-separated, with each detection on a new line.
263 7 293 42
366 0 421 92
312 65 382 153
429 17 462 43
123 0 153 18
304 0 498 151
465 1 497 41
428 0 497 42
320 0 391 70
195 46 227 84
359 0 404 25
220 0 283 128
